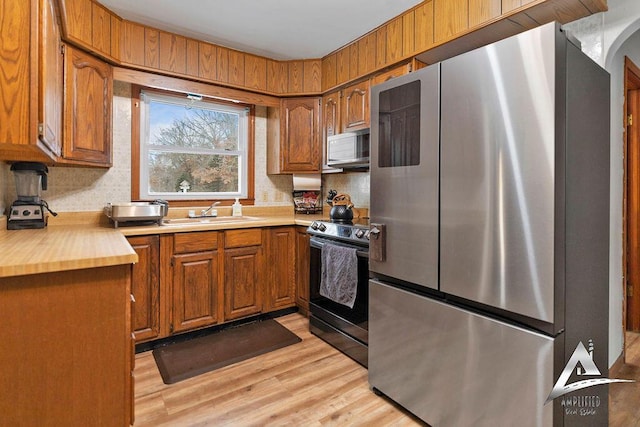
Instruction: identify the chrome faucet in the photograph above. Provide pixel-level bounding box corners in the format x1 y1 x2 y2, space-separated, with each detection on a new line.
200 201 221 217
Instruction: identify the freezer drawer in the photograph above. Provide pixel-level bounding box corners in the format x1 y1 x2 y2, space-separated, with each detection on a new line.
369 280 554 426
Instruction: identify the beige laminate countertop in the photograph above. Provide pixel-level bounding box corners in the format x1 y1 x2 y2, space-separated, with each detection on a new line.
0 210 328 278
0 224 138 278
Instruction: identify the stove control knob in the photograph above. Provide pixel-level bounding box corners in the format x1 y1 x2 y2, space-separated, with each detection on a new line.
355 229 365 238
310 221 319 230
365 230 371 240
318 223 327 232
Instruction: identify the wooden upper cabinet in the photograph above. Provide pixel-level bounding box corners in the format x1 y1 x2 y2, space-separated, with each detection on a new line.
159 31 187 75
198 42 217 81
217 46 230 83
386 17 404 64
267 59 287 94
58 0 119 61
470 0 502 27
375 25 388 69
336 49 350 86
228 49 245 86
0 0 62 163
321 90 342 172
39 0 64 157
59 0 91 46
288 60 304 93
303 60 322 93
434 0 469 43
414 1 435 53
358 32 377 77
121 20 145 66
63 44 112 166
144 27 160 69
245 54 267 91
321 53 338 91
341 79 370 133
403 10 415 57
371 63 412 86
268 97 321 174
186 39 199 76
322 90 341 141
502 0 535 13
91 2 111 57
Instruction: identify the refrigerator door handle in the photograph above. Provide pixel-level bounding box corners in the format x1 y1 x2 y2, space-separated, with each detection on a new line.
369 223 386 262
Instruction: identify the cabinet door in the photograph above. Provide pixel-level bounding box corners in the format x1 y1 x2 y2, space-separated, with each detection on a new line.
341 79 370 132
39 0 63 156
63 45 112 166
172 250 219 333
127 235 160 342
321 90 342 172
224 246 262 320
280 97 321 173
295 227 310 314
266 227 296 311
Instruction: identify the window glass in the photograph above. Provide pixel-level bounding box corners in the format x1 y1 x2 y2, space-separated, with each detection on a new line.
139 91 248 200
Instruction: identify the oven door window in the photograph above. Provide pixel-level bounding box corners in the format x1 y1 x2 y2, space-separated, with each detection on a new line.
378 80 421 168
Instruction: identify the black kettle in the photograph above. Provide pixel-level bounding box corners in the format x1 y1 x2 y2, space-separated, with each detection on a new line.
328 193 354 222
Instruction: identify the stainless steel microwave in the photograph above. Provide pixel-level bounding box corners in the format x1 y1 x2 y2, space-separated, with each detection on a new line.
326 130 370 168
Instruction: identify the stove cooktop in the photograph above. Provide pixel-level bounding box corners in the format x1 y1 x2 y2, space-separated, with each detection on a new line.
307 219 370 246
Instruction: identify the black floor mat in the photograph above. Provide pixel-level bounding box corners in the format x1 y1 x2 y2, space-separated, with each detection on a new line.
152 319 301 384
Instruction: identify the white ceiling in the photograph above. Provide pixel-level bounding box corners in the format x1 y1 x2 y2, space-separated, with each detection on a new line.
97 0 423 60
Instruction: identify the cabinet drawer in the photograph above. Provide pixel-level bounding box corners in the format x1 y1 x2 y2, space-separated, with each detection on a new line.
173 231 218 253
225 229 262 248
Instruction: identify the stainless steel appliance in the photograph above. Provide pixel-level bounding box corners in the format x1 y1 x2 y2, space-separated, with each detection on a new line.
369 22 610 426
307 219 369 366
326 129 370 168
104 201 168 227
7 162 56 230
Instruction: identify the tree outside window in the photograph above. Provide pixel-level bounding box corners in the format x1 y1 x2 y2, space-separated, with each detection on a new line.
139 91 249 200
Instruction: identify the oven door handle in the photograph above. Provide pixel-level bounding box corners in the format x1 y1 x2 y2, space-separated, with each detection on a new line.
309 236 369 258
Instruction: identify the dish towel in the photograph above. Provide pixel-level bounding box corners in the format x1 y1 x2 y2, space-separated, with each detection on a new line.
320 242 358 308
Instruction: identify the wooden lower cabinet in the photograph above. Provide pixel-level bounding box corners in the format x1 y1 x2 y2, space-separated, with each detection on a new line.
266 227 296 310
171 250 220 333
168 231 221 334
129 226 305 342
295 226 311 315
224 245 263 320
128 235 160 342
0 265 133 426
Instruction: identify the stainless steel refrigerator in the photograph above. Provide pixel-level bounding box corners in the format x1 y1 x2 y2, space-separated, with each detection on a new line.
369 22 610 426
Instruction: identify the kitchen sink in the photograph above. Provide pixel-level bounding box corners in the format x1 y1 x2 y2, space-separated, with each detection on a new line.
161 216 263 226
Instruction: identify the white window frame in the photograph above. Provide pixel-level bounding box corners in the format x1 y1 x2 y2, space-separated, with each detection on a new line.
139 90 249 200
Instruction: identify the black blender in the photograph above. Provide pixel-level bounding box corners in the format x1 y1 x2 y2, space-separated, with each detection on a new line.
7 162 57 230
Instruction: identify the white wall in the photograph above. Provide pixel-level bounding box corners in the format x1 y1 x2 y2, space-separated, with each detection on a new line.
565 0 640 367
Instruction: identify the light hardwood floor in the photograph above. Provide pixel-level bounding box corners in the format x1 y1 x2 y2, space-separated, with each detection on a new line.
610 331 640 427
134 314 640 426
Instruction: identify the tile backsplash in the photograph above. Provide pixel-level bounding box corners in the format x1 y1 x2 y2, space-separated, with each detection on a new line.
1 84 369 213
